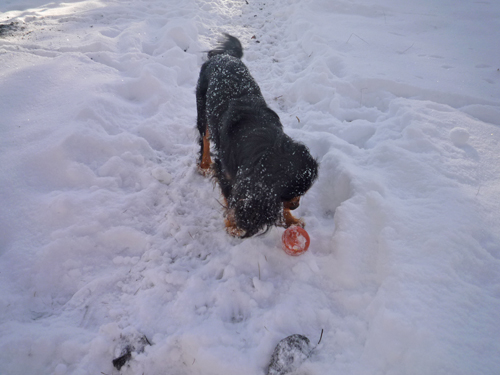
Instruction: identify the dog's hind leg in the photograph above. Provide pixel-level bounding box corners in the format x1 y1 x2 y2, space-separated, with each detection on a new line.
198 126 212 175
196 77 212 175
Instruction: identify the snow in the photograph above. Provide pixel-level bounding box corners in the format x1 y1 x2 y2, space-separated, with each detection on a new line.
449 127 470 146
0 0 499 374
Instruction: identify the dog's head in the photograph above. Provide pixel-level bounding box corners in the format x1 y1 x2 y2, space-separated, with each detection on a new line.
229 176 281 238
274 139 319 203
229 138 318 238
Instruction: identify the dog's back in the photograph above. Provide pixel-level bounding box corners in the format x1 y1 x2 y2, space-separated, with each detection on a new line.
197 35 266 151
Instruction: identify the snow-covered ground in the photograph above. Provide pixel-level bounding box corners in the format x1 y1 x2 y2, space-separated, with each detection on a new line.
1 0 499 374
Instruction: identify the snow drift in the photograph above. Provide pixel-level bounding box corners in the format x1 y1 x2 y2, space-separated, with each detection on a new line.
0 0 499 374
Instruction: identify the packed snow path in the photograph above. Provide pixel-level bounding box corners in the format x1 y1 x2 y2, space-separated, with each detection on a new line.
0 0 499 374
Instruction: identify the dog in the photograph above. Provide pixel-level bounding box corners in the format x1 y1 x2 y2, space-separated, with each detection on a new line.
196 34 318 238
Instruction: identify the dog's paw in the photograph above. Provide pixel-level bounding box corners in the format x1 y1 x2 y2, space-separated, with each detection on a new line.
225 223 246 237
294 218 305 228
197 163 213 177
224 209 246 237
286 218 305 229
283 209 305 228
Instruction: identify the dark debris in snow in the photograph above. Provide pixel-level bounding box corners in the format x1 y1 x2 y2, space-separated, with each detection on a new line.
112 334 151 370
267 334 312 375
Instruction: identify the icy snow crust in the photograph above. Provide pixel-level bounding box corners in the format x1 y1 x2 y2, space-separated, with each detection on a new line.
1 0 499 374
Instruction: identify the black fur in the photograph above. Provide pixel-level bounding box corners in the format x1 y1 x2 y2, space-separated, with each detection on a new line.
196 34 318 237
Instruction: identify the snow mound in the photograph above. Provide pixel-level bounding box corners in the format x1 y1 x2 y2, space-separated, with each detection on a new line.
450 127 470 146
0 0 499 374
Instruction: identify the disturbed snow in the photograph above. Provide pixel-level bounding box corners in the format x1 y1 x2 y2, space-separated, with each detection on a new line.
0 0 499 374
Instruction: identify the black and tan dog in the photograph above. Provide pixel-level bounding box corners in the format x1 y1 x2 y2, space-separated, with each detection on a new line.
196 34 318 237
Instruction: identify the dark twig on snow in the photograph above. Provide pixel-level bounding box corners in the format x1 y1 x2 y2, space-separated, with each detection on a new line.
317 329 324 345
398 43 414 54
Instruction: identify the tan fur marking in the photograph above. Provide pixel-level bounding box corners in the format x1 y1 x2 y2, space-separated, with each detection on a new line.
199 127 212 174
283 207 305 228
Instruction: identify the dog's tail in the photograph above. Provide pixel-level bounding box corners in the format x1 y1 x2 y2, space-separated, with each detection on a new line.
207 33 243 59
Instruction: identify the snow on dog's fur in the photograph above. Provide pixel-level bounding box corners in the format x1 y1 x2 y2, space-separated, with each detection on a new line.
196 34 318 237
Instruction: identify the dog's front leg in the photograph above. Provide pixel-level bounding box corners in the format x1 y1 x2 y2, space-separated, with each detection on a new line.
283 197 305 228
224 207 246 237
283 209 305 228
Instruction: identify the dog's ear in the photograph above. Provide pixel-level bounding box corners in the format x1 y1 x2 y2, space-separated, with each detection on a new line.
271 139 319 199
263 107 281 124
230 176 282 237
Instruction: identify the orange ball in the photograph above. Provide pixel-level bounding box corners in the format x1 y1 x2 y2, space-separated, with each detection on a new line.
282 226 310 256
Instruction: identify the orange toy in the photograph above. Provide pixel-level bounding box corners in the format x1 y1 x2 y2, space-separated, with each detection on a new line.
282 226 310 256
